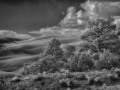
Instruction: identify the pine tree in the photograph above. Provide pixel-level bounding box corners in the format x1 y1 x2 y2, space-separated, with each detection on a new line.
44 38 63 58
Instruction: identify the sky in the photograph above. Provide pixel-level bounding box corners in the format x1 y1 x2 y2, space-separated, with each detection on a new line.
0 0 85 33
0 0 120 34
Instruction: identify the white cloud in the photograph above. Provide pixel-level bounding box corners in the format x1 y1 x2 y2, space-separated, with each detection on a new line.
81 0 120 19
60 7 78 26
30 26 61 36
0 30 32 40
60 0 120 29
30 0 120 36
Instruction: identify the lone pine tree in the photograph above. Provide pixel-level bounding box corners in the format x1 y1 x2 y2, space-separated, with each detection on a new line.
44 38 63 58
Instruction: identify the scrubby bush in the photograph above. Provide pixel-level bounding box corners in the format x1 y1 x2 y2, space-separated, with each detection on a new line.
94 50 120 70
81 19 116 42
92 53 100 61
0 79 8 90
18 38 67 75
44 38 63 58
19 55 67 75
80 19 117 52
69 52 94 72
76 41 97 53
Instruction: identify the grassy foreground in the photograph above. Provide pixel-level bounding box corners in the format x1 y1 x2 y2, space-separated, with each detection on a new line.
2 69 120 90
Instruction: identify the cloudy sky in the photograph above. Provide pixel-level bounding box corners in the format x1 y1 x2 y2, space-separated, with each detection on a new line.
0 0 120 34
0 0 85 33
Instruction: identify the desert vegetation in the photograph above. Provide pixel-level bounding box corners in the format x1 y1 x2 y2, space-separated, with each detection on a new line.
1 18 120 90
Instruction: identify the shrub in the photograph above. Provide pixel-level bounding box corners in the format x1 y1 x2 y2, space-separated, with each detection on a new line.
76 41 97 53
94 50 120 70
92 53 100 61
19 55 67 75
69 52 94 72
